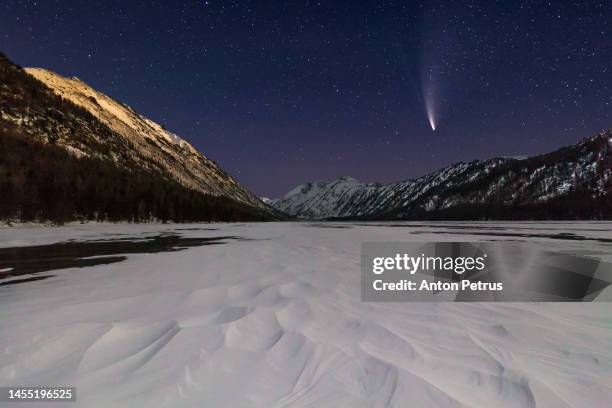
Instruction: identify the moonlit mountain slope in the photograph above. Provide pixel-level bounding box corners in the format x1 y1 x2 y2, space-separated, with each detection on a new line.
23 66 266 210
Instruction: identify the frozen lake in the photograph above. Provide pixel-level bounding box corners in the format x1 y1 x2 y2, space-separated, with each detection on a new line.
1 222 611 407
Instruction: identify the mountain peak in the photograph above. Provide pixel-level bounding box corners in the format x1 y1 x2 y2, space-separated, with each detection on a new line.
337 176 360 183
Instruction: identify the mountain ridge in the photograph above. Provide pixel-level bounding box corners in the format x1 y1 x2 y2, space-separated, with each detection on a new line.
23 66 267 210
270 131 612 220
0 52 278 222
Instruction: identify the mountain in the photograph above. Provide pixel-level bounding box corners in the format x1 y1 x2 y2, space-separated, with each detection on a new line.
267 176 384 219
270 131 612 220
0 52 278 222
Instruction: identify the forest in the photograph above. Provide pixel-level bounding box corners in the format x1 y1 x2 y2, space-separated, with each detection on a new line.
0 126 273 223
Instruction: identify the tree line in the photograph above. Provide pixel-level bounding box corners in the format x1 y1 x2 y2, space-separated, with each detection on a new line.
0 127 272 223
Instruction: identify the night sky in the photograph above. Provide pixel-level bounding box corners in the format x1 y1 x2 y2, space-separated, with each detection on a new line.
1 1 610 197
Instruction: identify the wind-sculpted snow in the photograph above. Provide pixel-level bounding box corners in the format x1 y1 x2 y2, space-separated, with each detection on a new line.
0 222 611 407
271 131 612 219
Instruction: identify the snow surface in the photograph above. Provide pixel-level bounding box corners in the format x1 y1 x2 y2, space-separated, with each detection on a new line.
1 222 611 407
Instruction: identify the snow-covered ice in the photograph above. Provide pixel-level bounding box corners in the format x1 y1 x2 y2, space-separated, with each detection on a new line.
1 222 611 407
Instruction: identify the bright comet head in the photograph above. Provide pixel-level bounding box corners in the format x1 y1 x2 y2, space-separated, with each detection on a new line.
425 98 437 131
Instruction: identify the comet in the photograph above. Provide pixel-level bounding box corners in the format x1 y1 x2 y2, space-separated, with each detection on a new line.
425 95 436 131
422 68 437 131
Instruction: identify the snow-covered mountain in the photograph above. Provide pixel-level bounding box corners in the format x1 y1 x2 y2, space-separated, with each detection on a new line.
268 176 385 219
0 52 278 221
271 131 612 220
